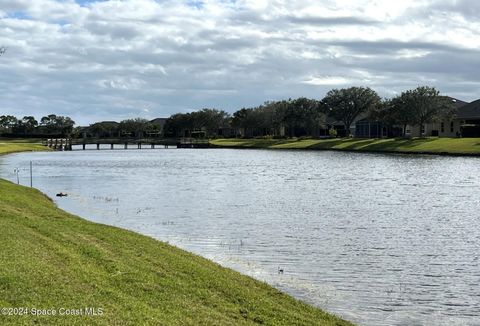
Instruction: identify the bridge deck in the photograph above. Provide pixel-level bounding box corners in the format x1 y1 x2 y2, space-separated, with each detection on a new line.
44 138 210 150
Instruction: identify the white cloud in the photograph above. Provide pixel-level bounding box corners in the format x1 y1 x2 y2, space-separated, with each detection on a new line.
303 76 350 86
0 0 479 124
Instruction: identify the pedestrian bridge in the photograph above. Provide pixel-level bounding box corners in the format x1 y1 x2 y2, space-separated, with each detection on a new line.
43 138 210 150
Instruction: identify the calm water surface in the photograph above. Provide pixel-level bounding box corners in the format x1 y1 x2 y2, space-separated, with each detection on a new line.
1 148 480 325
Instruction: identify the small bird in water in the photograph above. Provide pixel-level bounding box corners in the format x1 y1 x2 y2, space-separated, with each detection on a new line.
56 192 68 197
278 266 284 274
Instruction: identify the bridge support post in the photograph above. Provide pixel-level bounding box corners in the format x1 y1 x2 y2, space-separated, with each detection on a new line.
97 143 100 150
111 143 114 150
151 143 154 149
83 143 86 150
124 143 128 149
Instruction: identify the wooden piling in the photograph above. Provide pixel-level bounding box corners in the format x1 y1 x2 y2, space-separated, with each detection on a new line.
65 139 71 151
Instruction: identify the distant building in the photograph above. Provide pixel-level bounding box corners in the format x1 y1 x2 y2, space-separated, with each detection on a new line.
355 118 388 138
455 99 480 137
148 118 168 137
405 98 468 137
354 97 480 138
150 118 167 130
87 121 120 138
326 116 349 137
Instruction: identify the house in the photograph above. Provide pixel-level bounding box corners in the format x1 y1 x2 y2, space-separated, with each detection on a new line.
148 118 168 137
355 97 478 138
326 116 350 137
405 98 468 137
455 99 480 137
355 118 388 138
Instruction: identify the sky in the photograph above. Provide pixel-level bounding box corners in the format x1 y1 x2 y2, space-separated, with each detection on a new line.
1 0 479 125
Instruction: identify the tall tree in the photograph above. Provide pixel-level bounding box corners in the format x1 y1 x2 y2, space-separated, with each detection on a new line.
193 109 230 136
56 116 75 135
0 115 19 133
163 113 193 138
89 121 119 138
40 114 75 135
119 118 149 138
40 114 58 132
322 87 381 137
402 86 455 137
291 97 324 137
22 116 38 131
231 108 252 135
20 116 38 135
164 109 230 138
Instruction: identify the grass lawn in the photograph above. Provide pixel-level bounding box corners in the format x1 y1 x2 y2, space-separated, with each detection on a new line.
210 137 480 155
0 141 47 155
0 143 352 326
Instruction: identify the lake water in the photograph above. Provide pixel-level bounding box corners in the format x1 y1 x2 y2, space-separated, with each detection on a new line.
1 147 480 325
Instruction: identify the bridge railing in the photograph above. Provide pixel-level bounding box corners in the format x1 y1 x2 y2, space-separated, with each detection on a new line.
45 137 211 150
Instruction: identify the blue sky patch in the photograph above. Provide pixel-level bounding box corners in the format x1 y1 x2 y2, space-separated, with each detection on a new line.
7 11 32 20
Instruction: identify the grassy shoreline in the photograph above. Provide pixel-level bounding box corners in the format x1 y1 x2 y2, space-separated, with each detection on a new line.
210 137 480 156
0 142 352 325
0 142 48 155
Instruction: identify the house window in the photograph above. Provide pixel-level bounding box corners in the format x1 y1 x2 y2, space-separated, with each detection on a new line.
450 122 454 133
441 122 444 133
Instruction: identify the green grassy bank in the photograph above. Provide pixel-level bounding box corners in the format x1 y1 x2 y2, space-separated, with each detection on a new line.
210 137 480 155
0 143 351 325
0 142 47 155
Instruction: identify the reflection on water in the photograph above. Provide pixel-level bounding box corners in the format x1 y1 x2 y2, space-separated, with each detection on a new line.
2 148 480 325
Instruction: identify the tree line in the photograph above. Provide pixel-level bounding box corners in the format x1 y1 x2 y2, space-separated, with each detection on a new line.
87 118 164 138
0 114 75 137
1 86 455 139
164 86 455 138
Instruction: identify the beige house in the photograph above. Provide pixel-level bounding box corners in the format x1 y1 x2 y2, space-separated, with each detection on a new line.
405 120 462 138
404 98 478 137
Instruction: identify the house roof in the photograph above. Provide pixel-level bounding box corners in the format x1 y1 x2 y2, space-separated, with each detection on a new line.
456 99 480 119
327 111 369 126
446 97 469 109
150 118 168 126
90 121 119 125
325 116 342 125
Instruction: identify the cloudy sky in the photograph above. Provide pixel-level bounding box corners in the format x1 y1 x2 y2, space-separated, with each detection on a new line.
1 0 479 125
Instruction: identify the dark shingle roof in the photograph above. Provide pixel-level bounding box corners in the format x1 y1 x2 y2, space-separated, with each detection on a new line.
449 98 469 109
457 99 480 119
